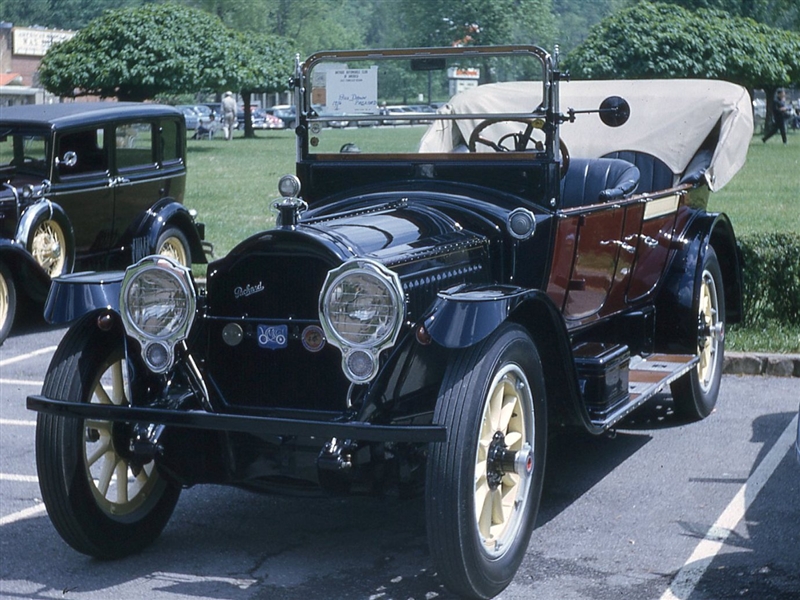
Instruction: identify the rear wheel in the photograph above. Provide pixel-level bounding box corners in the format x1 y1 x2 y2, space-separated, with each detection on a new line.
0 262 16 345
156 227 190 267
426 323 546 599
671 246 725 420
35 320 180 558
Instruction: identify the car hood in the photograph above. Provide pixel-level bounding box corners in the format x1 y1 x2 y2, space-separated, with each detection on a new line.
205 197 492 322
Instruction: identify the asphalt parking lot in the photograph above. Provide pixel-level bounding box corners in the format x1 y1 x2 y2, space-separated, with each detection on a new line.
1 315 798 600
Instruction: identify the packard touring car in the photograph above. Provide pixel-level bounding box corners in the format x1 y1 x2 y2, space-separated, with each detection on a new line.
27 46 752 599
0 102 208 345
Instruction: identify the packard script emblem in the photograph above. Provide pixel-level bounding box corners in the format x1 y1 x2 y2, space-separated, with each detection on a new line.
234 282 264 299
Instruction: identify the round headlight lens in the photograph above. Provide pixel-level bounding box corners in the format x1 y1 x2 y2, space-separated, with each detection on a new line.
323 265 402 347
122 260 193 340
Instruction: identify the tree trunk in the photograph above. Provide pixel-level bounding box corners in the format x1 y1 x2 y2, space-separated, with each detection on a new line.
242 91 255 139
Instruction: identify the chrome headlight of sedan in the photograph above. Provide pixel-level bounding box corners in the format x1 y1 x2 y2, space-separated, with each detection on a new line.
120 256 196 374
320 259 405 383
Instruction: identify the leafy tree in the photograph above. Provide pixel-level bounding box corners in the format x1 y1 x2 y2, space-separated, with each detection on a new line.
660 0 800 31
233 33 295 138
392 0 556 49
38 4 243 101
0 0 148 30
565 2 800 94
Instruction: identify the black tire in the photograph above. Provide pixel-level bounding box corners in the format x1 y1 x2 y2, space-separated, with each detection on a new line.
27 212 73 278
35 319 180 558
670 246 725 421
155 226 191 267
426 323 547 599
0 262 17 346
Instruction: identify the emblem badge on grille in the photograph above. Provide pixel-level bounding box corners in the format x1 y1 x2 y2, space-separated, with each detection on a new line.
257 324 288 350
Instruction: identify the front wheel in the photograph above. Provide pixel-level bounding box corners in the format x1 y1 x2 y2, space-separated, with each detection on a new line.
670 246 725 421
426 323 546 599
0 262 17 345
28 214 71 278
35 318 180 558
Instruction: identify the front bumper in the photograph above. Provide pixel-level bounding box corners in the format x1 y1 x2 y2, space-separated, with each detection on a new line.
26 396 447 444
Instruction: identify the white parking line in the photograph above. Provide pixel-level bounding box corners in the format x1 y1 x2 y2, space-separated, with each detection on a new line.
0 379 44 386
0 474 38 483
0 419 35 426
660 413 798 600
0 503 46 526
0 345 57 367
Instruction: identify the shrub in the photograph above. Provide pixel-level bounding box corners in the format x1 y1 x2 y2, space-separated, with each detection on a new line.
737 232 800 326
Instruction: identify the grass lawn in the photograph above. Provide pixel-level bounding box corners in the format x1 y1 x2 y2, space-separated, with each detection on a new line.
184 127 799 353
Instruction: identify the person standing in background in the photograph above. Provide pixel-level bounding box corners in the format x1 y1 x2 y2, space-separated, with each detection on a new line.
762 88 792 144
222 91 237 141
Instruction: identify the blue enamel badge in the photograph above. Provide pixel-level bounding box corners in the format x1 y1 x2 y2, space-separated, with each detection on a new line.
257 325 288 350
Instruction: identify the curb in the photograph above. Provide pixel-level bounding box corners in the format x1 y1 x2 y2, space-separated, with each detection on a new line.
723 352 800 378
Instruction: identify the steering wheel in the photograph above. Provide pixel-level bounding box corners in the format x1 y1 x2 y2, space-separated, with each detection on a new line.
467 117 570 177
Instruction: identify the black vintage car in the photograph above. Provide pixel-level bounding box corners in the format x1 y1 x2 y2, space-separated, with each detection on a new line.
0 102 209 344
28 46 753 599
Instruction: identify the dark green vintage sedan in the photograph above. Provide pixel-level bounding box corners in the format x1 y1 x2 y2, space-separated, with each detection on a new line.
0 102 209 344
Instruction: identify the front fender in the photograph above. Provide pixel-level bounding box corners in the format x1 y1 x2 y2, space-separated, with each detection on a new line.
0 241 52 301
420 283 596 433
42 270 124 324
129 199 207 264
423 284 534 349
14 199 76 269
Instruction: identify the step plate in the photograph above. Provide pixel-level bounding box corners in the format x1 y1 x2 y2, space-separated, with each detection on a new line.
591 353 699 428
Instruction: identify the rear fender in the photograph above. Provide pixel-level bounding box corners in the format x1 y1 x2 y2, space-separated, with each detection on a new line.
655 212 742 353
128 199 207 264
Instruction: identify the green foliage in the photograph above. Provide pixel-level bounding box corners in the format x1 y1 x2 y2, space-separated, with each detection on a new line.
564 2 800 90
38 4 243 100
737 233 800 326
392 0 557 49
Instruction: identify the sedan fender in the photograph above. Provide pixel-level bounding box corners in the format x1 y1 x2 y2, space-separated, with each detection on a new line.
0 241 53 302
128 199 207 264
14 199 76 275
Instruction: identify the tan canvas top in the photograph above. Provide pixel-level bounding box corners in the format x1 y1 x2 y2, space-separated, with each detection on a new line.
419 79 753 191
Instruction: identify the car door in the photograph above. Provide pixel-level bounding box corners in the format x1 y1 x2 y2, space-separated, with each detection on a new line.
111 118 182 262
50 126 115 260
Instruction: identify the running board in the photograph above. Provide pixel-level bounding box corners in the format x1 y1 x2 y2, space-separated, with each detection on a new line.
589 353 698 429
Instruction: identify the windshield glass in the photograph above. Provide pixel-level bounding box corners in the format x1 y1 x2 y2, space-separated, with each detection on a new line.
0 130 49 177
302 47 549 157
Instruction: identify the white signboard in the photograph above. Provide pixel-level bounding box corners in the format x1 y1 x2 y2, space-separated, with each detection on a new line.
325 67 379 114
13 27 75 57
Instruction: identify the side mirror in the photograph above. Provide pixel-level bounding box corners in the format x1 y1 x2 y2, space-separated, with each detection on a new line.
599 96 630 127
57 151 78 168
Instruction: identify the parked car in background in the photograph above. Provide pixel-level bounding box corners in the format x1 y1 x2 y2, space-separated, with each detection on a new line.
27 46 751 599
0 102 209 344
175 105 200 130
267 104 297 129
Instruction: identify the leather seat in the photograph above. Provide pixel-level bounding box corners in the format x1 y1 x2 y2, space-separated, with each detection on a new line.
561 158 640 208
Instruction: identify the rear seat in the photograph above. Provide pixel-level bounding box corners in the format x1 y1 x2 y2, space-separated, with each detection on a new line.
602 151 674 194
561 158 640 209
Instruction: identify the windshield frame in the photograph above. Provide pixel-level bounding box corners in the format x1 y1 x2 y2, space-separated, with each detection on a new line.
295 45 557 161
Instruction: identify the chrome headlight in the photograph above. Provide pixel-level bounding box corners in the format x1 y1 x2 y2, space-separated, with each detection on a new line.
320 259 405 383
120 256 196 373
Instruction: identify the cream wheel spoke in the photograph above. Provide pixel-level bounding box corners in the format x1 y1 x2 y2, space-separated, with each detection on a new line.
96 452 118 496
110 361 126 405
86 436 112 467
115 462 129 504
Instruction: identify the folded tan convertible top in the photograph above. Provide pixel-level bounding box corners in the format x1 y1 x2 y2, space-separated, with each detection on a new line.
420 79 753 191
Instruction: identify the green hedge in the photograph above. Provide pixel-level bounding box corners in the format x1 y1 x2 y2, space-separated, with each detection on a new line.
737 232 800 326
